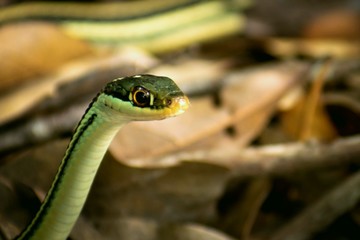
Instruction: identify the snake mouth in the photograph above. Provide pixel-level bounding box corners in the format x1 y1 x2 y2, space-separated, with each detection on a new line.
168 95 190 117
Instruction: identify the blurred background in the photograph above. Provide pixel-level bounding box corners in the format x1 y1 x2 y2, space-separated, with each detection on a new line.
0 0 359 239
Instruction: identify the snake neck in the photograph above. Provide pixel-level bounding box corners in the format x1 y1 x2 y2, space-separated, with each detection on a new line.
17 103 125 240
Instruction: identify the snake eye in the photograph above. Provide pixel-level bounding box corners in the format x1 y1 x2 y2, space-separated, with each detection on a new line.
132 86 151 107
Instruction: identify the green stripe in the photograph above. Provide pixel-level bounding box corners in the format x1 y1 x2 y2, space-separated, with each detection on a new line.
16 112 98 239
0 0 249 53
15 75 189 239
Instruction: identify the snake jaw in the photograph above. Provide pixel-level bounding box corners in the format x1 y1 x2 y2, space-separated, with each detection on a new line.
97 90 189 122
100 74 189 121
168 95 190 117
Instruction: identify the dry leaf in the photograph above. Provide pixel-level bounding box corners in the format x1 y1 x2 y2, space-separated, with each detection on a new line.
280 59 338 141
84 154 229 226
109 97 230 166
71 216 105 240
112 61 309 168
150 58 233 95
265 38 360 58
219 178 271 239
1 139 230 238
0 48 157 124
281 91 338 141
0 174 47 239
0 22 92 94
303 10 360 38
95 218 236 240
0 140 109 239
221 61 306 145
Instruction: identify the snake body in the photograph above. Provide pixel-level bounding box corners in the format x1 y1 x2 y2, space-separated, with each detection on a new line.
15 75 189 240
0 0 250 53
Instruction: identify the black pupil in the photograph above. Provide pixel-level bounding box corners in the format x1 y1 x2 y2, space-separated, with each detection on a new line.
134 88 150 106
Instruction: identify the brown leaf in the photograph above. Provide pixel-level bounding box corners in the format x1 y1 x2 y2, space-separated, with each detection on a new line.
280 93 338 141
84 155 229 225
71 216 105 240
219 178 271 239
0 140 109 239
265 38 360 58
221 62 306 145
0 48 157 124
150 58 233 94
109 97 230 166
0 22 92 94
95 218 236 240
280 59 338 141
111 61 309 168
0 175 42 239
303 10 360 38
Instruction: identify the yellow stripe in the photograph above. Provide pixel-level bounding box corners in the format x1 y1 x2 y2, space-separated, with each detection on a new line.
0 0 251 53
61 1 228 41
135 14 246 53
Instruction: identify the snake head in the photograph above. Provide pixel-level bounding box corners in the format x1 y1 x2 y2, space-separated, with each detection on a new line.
99 74 189 121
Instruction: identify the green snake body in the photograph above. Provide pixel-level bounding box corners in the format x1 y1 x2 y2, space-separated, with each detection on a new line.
0 0 250 53
16 75 189 239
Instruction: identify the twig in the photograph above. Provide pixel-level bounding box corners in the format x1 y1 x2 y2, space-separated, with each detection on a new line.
0 102 87 156
135 135 360 174
299 57 331 141
270 170 360 240
220 177 271 239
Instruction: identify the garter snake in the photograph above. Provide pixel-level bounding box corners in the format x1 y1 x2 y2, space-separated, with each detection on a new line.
0 0 251 53
15 75 189 240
